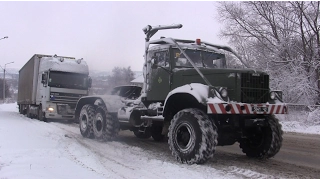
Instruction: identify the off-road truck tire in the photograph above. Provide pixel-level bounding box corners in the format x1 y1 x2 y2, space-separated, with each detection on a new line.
239 115 283 159
93 106 105 140
93 106 118 141
168 108 218 164
79 104 95 138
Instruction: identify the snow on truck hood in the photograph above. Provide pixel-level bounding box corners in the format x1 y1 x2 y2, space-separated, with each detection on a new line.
39 57 89 74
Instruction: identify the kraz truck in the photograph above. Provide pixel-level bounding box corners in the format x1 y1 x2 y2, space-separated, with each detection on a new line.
18 54 91 122
75 24 288 164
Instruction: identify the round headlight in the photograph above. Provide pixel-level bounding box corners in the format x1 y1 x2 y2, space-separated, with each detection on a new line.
220 88 228 98
270 91 276 100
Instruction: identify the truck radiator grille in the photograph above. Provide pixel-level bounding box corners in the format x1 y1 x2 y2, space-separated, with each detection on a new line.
241 73 269 103
50 92 84 107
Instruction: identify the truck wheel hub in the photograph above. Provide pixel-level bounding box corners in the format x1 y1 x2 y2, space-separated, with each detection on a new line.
80 115 87 129
174 122 195 152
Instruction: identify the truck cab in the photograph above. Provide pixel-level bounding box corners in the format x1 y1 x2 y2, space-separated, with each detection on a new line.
18 54 91 121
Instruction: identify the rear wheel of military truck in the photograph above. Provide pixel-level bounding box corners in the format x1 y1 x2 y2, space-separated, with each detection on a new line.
168 108 218 164
93 106 119 141
79 104 95 138
239 115 283 159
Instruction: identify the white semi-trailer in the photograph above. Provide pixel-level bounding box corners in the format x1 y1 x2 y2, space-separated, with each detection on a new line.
17 54 91 121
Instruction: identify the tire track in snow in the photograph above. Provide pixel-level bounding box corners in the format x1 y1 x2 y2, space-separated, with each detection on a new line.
0 111 109 178
51 123 151 178
0 111 300 178
53 121 269 178
63 139 114 178
51 122 236 178
225 166 275 179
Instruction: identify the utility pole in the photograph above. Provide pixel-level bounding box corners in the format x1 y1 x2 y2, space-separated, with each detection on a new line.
0 36 9 103
3 68 4 104
0 62 14 103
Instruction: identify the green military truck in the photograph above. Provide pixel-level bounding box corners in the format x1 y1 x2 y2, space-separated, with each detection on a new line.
75 24 288 164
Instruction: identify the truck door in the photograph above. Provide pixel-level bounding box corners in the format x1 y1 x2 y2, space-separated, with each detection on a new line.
146 50 171 101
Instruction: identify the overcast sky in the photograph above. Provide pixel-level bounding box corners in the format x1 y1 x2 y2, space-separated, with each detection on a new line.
0 1 228 73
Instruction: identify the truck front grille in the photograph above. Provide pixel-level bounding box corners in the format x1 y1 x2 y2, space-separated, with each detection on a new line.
241 73 269 103
50 92 84 108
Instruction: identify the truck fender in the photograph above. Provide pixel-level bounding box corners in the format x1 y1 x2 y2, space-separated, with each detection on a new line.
75 95 126 118
163 83 209 116
75 96 101 119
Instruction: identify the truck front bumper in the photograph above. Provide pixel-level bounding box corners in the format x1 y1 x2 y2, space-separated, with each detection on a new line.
45 112 74 119
45 103 75 119
207 103 288 114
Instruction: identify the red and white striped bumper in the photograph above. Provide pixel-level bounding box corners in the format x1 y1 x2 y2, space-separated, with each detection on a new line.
207 103 288 114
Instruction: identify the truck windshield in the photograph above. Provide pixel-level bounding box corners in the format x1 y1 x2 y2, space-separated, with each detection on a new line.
173 49 226 68
48 71 89 90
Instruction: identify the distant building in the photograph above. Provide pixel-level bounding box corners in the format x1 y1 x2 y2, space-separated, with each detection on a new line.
131 75 144 87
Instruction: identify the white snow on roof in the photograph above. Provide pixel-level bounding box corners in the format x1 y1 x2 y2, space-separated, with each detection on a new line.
39 56 89 74
131 75 144 83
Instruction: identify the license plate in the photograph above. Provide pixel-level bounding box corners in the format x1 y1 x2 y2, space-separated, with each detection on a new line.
252 106 268 113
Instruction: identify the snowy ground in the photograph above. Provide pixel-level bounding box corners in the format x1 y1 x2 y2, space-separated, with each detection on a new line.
0 103 319 178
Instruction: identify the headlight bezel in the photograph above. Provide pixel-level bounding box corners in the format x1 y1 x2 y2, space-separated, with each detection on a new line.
269 90 283 102
209 86 229 101
270 91 276 100
220 88 228 98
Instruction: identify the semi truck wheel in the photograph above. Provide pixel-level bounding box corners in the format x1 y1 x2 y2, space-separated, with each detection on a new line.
79 104 95 138
168 108 218 164
38 105 47 122
27 106 32 119
93 106 118 141
19 105 23 114
239 115 283 159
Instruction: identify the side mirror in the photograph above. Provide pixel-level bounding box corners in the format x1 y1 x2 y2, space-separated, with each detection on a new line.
41 73 48 84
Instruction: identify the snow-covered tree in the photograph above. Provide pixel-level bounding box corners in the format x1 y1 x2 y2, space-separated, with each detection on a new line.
107 66 135 87
217 1 320 105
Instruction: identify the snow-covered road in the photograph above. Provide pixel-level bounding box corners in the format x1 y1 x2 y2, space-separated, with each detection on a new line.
0 103 319 178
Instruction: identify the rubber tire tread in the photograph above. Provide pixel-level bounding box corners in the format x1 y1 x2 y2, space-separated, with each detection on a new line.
99 106 119 141
240 115 283 159
168 108 218 164
92 107 106 140
79 104 95 138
